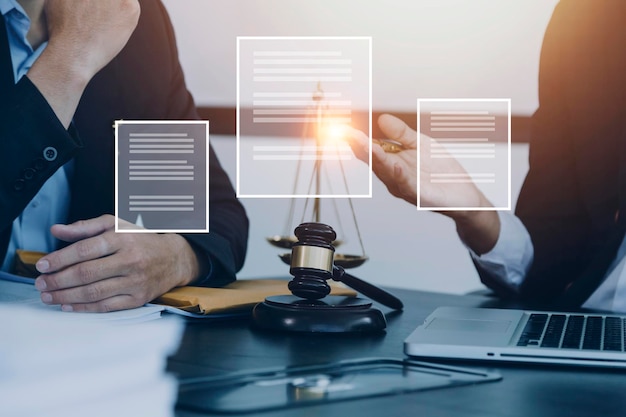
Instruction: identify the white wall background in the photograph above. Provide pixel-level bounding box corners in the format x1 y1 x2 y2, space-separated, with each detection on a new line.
162 0 558 114
212 137 528 295
161 1 555 294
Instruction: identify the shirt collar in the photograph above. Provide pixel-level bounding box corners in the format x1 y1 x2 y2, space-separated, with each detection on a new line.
0 0 22 17
1 1 33 43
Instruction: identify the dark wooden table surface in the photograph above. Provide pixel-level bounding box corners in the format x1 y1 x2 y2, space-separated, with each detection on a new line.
169 287 626 417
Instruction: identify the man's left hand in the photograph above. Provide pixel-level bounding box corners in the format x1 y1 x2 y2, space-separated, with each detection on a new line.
34 215 201 312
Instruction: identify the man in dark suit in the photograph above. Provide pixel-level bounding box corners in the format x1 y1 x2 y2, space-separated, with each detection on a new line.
349 1 626 309
0 0 248 312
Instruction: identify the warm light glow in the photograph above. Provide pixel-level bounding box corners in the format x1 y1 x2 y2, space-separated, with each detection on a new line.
322 123 350 145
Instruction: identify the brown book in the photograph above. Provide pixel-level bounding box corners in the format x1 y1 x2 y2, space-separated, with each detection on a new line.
13 250 47 278
153 279 356 315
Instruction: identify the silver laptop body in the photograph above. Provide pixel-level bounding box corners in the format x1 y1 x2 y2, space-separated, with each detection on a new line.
404 306 626 368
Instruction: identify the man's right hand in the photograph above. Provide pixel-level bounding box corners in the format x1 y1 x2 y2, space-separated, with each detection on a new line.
26 0 141 128
43 0 140 82
349 114 488 209
348 114 501 255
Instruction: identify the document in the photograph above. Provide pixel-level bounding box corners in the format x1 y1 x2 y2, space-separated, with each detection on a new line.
0 303 183 417
0 271 241 321
237 36 371 198
0 272 39 303
0 277 164 323
418 99 511 210
115 120 209 233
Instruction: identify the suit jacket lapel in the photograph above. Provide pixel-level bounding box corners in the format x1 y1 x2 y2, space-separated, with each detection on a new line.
0 15 14 89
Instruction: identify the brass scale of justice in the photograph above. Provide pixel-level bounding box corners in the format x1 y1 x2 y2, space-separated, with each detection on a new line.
253 83 404 333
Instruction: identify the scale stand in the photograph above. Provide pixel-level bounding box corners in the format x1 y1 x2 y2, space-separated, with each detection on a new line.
253 223 402 333
266 83 368 269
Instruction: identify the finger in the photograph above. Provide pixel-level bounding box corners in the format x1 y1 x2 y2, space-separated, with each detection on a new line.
61 294 143 313
40 276 143 305
377 114 417 148
35 250 125 291
368 137 399 183
50 214 116 243
40 274 131 305
35 233 116 275
345 127 371 163
377 162 417 205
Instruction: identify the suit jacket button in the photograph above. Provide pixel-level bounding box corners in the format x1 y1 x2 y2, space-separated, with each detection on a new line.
23 168 36 180
32 158 46 171
43 146 58 161
13 179 25 191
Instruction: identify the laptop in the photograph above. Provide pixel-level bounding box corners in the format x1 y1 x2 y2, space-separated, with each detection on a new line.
404 306 626 368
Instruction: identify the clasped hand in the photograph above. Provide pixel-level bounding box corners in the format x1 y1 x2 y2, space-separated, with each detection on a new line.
34 215 199 312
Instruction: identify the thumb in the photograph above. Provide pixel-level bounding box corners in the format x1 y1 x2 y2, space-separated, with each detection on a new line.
377 114 417 148
345 126 371 163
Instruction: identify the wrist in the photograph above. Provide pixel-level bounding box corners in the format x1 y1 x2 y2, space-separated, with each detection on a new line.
41 40 95 87
456 211 500 255
169 235 208 287
451 196 501 255
26 44 92 128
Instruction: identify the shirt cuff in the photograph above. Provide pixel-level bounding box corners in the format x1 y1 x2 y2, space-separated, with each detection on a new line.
467 211 534 290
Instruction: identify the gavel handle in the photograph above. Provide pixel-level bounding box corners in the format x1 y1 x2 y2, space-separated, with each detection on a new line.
333 266 403 310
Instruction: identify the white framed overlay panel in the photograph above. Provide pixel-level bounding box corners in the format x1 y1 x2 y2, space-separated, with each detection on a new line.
115 120 210 233
236 36 372 199
417 98 511 211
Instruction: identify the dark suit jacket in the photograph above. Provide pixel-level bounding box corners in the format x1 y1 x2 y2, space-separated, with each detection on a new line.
477 0 626 305
0 0 248 287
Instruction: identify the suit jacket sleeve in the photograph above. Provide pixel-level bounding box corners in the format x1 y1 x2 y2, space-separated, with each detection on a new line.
513 1 624 303
0 79 82 230
0 15 82 257
148 0 249 287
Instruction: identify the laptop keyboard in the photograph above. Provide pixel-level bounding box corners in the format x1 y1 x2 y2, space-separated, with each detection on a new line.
516 313 625 351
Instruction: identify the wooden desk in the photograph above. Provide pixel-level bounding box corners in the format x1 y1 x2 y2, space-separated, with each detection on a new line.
169 288 626 416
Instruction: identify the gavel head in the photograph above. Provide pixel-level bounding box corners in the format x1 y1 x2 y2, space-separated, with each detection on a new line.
288 223 336 300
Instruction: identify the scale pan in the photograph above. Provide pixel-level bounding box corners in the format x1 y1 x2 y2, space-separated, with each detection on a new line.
278 253 368 269
266 235 298 249
334 253 368 268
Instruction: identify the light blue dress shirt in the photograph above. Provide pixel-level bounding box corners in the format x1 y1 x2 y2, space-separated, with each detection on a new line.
1 0 72 272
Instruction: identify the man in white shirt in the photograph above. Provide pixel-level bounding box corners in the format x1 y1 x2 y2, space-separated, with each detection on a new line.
349 1 626 312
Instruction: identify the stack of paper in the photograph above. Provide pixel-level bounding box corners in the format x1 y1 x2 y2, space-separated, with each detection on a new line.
0 276 165 323
0 304 184 417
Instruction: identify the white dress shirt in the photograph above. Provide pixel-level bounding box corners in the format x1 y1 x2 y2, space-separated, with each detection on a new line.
470 211 626 313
